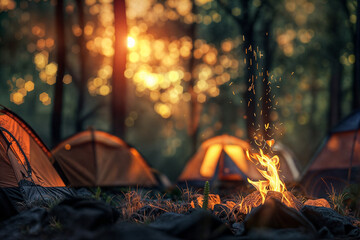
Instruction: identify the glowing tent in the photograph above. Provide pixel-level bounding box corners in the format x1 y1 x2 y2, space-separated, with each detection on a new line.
178 135 299 186
178 135 261 185
0 106 73 220
301 110 360 197
52 130 159 187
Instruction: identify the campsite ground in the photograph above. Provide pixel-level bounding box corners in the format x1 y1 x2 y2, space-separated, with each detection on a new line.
1 186 360 240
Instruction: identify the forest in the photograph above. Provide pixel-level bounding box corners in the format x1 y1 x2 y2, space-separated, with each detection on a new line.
1 0 358 181
1 0 360 239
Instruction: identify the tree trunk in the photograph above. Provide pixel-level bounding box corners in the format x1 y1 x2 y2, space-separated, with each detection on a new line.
354 0 360 110
262 22 272 140
51 0 65 146
112 0 127 137
188 4 200 154
329 60 343 129
243 30 256 143
75 0 87 132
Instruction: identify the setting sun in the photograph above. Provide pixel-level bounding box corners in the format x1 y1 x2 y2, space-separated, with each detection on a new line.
127 36 136 48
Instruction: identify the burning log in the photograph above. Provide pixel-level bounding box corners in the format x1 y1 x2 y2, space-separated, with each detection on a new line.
239 190 302 214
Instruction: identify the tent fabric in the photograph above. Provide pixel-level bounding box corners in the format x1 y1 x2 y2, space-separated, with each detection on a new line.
178 135 263 182
301 110 360 197
308 130 360 171
52 130 158 187
0 106 75 220
0 107 65 188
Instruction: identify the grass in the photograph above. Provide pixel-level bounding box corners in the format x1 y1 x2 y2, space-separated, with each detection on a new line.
13 183 360 229
327 185 349 216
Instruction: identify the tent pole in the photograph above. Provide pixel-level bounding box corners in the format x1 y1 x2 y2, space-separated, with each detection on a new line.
347 119 360 184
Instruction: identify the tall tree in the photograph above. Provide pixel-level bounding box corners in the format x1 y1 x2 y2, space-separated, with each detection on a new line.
327 4 343 129
51 0 65 146
188 3 201 154
75 0 87 132
354 0 360 109
218 0 261 142
261 20 274 140
112 0 127 137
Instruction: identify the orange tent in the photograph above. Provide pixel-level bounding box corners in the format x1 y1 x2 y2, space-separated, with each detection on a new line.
0 106 66 188
52 130 158 187
301 110 360 197
178 135 261 184
0 106 73 220
178 135 298 185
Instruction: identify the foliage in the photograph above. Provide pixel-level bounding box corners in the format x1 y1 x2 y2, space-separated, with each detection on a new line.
327 186 349 216
0 0 358 181
202 181 210 210
343 184 360 218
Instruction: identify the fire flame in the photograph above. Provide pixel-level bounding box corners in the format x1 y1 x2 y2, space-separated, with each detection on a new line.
246 148 290 205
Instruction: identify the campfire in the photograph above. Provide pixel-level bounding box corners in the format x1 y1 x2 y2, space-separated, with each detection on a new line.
236 140 301 214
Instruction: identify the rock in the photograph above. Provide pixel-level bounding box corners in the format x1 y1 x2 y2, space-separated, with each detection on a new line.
301 205 359 237
149 212 185 229
49 198 119 230
232 222 245 236
243 228 316 240
0 207 47 239
150 209 233 239
196 194 221 210
130 205 166 222
213 204 230 220
88 222 178 240
244 198 316 233
304 199 330 208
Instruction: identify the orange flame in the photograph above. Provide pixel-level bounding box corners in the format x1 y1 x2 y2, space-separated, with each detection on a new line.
246 147 289 205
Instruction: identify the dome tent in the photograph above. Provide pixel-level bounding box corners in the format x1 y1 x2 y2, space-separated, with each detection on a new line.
0 106 74 220
52 129 160 187
301 110 360 197
178 134 299 187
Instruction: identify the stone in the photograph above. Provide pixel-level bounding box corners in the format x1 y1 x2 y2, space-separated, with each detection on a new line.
49 198 119 230
89 222 178 240
0 207 47 239
301 205 359 237
150 209 233 239
244 198 316 233
304 199 330 208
